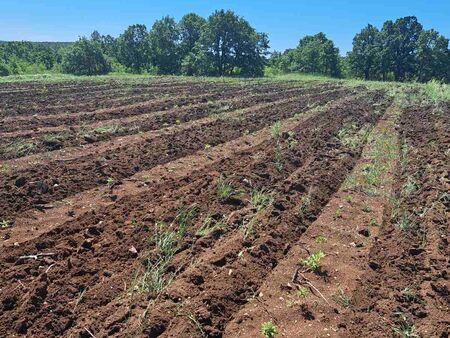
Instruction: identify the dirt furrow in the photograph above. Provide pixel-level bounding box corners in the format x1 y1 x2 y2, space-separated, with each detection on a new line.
0 81 311 132
0 90 388 338
223 103 399 338
0 86 349 219
344 102 449 338
0 81 243 117
0 78 210 110
0 84 332 159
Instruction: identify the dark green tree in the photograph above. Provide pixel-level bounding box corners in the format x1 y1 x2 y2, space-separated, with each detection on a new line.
294 33 340 77
179 13 206 59
380 16 423 81
348 24 380 80
148 16 180 74
116 24 150 72
187 10 269 76
0 63 10 76
61 37 111 75
416 29 450 82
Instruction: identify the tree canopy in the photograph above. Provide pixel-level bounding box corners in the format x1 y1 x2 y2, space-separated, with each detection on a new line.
61 38 111 75
345 16 450 82
116 24 150 73
1 11 449 82
268 33 340 77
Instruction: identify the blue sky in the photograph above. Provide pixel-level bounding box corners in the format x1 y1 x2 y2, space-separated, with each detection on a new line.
1 0 449 54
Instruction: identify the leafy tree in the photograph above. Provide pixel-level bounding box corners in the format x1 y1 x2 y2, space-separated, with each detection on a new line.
0 63 10 76
187 10 269 76
416 29 450 82
148 16 180 74
61 37 111 75
293 33 340 77
381 16 423 81
348 24 380 80
90 30 102 43
179 13 206 60
116 24 150 73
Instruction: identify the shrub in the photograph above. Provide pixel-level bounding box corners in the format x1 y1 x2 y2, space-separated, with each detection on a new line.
0 63 10 76
62 37 111 76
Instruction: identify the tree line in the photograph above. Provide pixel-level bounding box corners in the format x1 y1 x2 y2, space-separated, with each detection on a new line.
0 12 449 82
269 16 450 82
46 10 269 77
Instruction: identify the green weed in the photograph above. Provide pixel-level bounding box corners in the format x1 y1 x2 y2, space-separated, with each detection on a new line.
333 288 351 308
397 212 413 231
314 235 327 244
0 138 36 158
175 205 198 238
217 176 235 201
271 121 282 138
1 219 11 229
423 79 450 103
195 216 225 237
297 192 312 221
94 124 123 135
261 321 278 338
250 189 275 211
302 251 325 271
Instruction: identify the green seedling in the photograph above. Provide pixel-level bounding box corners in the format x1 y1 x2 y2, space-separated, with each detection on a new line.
401 287 419 303
1 219 11 229
217 177 235 202
250 189 274 211
334 207 343 219
297 192 311 221
271 121 282 138
393 315 419 338
397 212 413 231
403 177 418 194
106 177 115 188
314 235 327 244
362 204 372 213
370 218 379 226
273 145 284 172
261 321 278 338
334 288 351 308
196 216 225 237
296 287 309 298
175 205 198 238
345 195 353 203
302 251 325 271
287 131 298 148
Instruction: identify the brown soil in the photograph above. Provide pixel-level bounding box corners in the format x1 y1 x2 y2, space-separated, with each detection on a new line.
0 78 445 338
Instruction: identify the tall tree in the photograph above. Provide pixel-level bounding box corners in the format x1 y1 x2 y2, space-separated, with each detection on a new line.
294 33 340 77
62 37 111 75
348 24 380 80
188 10 269 76
381 16 423 81
179 13 206 59
416 29 450 82
116 24 150 73
148 16 180 74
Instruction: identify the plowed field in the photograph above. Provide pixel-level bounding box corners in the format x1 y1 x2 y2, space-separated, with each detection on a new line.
0 77 448 338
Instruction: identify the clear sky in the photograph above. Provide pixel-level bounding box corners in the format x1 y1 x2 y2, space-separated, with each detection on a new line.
1 0 449 54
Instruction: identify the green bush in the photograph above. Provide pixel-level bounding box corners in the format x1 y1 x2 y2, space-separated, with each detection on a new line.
62 37 111 76
0 63 10 76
